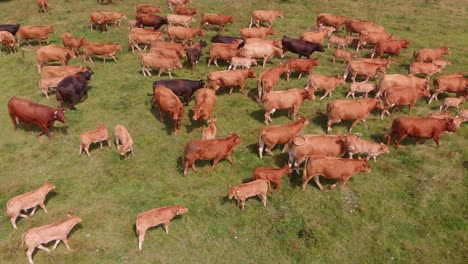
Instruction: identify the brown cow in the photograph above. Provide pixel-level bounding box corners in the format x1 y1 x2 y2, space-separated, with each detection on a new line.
244 38 282 48
173 6 197 16
39 77 64 98
371 39 410 58
140 53 182 77
136 4 163 15
0 31 17 53
150 40 185 54
429 74 467 103
333 49 356 64
166 0 192 10
99 12 127 27
192 88 217 121
376 74 429 98
316 13 349 31
8 97 66 138
167 14 195 27
207 68 256 95
305 74 345 100
300 28 334 45
128 29 164 52
36 45 76 72
151 46 185 60
258 116 309 158
207 41 241 66
346 82 377 99
249 9 284 28
201 13 235 31
386 116 457 149
136 205 188 251
284 58 319 81
183 133 242 175
345 19 374 36
356 31 394 51
263 88 315 125
83 42 122 63
202 118 217 139
228 180 270 210
17 26 55 46
61 33 86 54
7 182 55 229
327 98 383 133
440 97 465 112
239 43 284 67
344 61 387 83
328 34 353 49
408 62 443 78
256 64 289 101
20 214 81 264
38 0 49 13
381 86 431 119
413 47 450 62
432 59 451 69
240 27 275 39
41 65 91 79
167 26 204 45
79 123 111 157
302 157 371 190
252 165 292 192
89 12 108 31
152 85 185 134
343 135 390 162
114 125 134 158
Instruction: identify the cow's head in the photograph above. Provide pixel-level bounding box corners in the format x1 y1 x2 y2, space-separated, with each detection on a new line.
97 123 107 130
115 43 123 51
444 118 457 132
192 105 204 121
247 68 256 78
118 145 131 156
282 164 293 174
337 75 346 85
418 86 431 97
54 108 67 124
175 205 189 215
47 26 55 34
339 134 358 152
66 213 82 224
82 70 94 80
199 39 208 48
305 88 316 101
379 142 390 154
197 79 206 88
43 181 56 191
228 185 239 199
400 40 410 48
276 10 284 18
197 29 204 36
316 44 325 52
269 27 276 35
443 47 450 55
228 16 235 23
228 133 242 146
297 116 309 126
67 49 77 59
360 159 372 173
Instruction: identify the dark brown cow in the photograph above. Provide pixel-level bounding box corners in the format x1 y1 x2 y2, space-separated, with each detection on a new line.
252 165 292 192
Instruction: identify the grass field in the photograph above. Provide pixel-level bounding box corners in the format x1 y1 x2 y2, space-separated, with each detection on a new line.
0 0 467 263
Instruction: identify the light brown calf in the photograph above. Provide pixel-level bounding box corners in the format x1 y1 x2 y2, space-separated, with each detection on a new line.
229 180 270 210
440 97 465 112
152 86 185 135
346 82 376 99
284 58 319 81
0 31 17 54
39 77 63 98
167 14 194 27
79 123 111 157
249 9 283 28
61 33 86 54
202 118 217 139
114 125 134 158
305 74 345 100
333 49 356 64
343 135 390 162
140 53 182 78
327 98 383 133
228 57 258 70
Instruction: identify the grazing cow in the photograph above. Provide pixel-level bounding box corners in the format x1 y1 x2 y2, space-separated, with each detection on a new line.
83 42 122 63
284 58 319 81
440 97 465 112
386 117 457 149
202 118 217 139
302 157 371 190
152 86 185 134
343 135 390 162
0 31 17 54
140 54 182 77
152 79 205 105
185 40 208 69
17 26 55 46
183 134 242 175
192 88 217 121
333 49 356 64
100 12 128 27
201 13 235 31
36 45 76 72
228 57 258 70
356 31 394 51
167 26 204 44
344 61 387 82
346 82 376 99
79 123 111 157
249 9 284 28
371 39 410 58
282 36 325 58
128 29 164 52
252 165 292 192
89 12 108 31
413 47 450 62
114 125 135 158
263 88 315 125
305 74 345 100
173 6 197 16
287 134 350 170
8 97 66 138
240 27 275 39
207 68 256 95
135 4 163 15
327 98 383 133
376 74 429 97
166 0 192 10
61 33 86 54
55 70 93 109
167 14 194 27
316 13 349 31
408 62 443 78
6 182 55 229
39 77 64 98
0 24 21 36
207 42 241 66
20 214 81 264
239 43 284 67
228 180 270 210
345 19 374 36
41 65 91 79
37 0 49 13
381 86 431 119
136 205 188 251
429 74 467 103
256 64 289 101
258 116 309 158
136 14 168 30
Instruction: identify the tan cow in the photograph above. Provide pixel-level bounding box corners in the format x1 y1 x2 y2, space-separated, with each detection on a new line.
432 59 451 69
249 9 283 28
252 165 292 192
302 157 371 190
316 13 349 31
173 6 197 16
37 0 49 13
39 77 64 98
328 34 353 49
207 41 241 66
413 47 450 62
0 31 17 54
166 0 192 10
6 182 55 229
346 82 376 99
167 14 194 27
258 116 309 158
228 180 270 210
183 133 242 175
192 88 217 121
381 86 431 119
152 85 185 134
17 26 55 46
167 26 204 45
207 69 256 95
429 74 467 103
371 39 410 59
343 135 390 162
263 88 315 125
41 65 91 79
345 19 374 36
100 12 127 27
114 125 134 158
135 4 163 15
79 123 111 157
239 43 284 67
256 64 289 101
140 53 182 78
61 33 86 54
333 49 356 64
151 46 185 60
240 27 275 39
136 205 188 251
150 40 185 55
89 12 108 31
327 98 383 133
83 42 122 63
356 31 394 51
36 45 76 72
408 62 443 78
20 214 81 264
376 74 429 97
440 97 465 112
202 118 217 139
300 30 328 45
128 30 164 52
344 61 387 83
284 58 319 81
244 38 282 48
201 13 235 31
305 74 346 100
228 57 258 70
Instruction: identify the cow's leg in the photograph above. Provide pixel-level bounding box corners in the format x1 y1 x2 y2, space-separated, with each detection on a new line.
320 91 329 100
107 139 111 148
38 202 48 213
265 143 275 156
85 146 91 157
62 238 72 250
433 134 441 147
227 155 234 164
52 240 61 250
261 193 267 206
211 158 221 170
113 56 118 63
258 140 265 159
29 206 38 216
191 163 198 173
240 200 246 211
37 244 51 253
394 133 407 150
10 217 18 229
100 141 103 149
27 247 35 264
349 119 362 132
273 181 280 193
340 177 349 190
313 175 324 191
138 231 146 251
327 119 337 133
302 176 311 190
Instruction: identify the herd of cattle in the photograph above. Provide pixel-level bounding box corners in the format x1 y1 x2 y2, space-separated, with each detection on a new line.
1 0 467 263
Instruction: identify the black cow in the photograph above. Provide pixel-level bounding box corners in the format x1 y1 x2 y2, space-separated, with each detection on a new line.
186 40 207 70
136 14 168 30
0 24 20 36
151 79 205 105
282 36 325 58
55 71 93 109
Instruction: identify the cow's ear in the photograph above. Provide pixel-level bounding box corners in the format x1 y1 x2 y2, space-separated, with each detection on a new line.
235 189 240 194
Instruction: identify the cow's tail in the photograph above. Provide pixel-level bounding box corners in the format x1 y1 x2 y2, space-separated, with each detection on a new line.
343 63 350 80
265 179 272 193
302 157 310 182
19 232 26 248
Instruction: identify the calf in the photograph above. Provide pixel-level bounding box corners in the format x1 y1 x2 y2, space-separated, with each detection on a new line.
136 205 188 251
83 42 122 63
79 123 111 157
61 33 86 54
386 117 457 149
192 88 217 121
20 214 81 264
202 118 217 139
343 135 390 162
413 47 450 62
37 0 49 14
89 12 108 31
152 79 205 105
316 13 349 31
207 68 256 95
249 9 284 28
185 40 208 70
17 26 55 46
0 31 17 54
408 62 443 78
114 125 134 158
440 97 465 112
263 88 315 125
282 36 325 58
39 77 64 99
183 133 242 175
302 157 371 190
328 34 353 49
381 86 431 119
432 59 451 69
140 53 182 77
346 82 376 99
333 49 356 64
152 85 185 134
429 74 467 103
228 57 258 70
173 6 197 16
7 182 55 229
305 74 345 100
240 27 275 39
167 14 194 27
256 64 289 101
252 165 292 192
136 14 168 30
371 39 410 59
201 13 235 31
258 116 309 158
327 98 383 133
167 26 204 45
228 180 270 210
284 58 319 81
239 43 284 67
36 45 76 72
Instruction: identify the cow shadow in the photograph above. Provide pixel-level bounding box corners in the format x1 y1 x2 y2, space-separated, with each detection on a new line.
247 88 260 102
185 115 205 134
13 124 68 138
246 142 259 156
219 195 230 206
272 153 289 167
249 109 265 123
149 107 175 136
311 114 328 130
